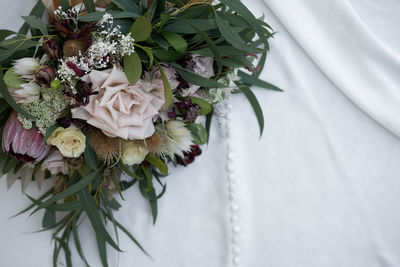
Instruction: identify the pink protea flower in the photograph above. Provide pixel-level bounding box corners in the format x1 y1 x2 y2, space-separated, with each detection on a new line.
2 111 50 163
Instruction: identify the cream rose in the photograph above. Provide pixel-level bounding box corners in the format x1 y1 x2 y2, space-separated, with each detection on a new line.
121 141 149 166
41 150 69 175
47 126 86 158
72 66 173 140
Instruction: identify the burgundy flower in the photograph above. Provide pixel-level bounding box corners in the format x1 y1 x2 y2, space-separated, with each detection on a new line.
167 107 177 120
35 66 56 88
43 37 60 60
184 105 200 123
66 61 85 77
2 111 50 163
177 145 202 166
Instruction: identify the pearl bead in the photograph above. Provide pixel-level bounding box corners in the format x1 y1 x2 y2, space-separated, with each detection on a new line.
233 225 241 233
228 173 235 181
232 235 240 244
233 257 241 265
231 204 239 212
233 246 241 254
227 152 234 160
229 193 236 201
226 122 233 129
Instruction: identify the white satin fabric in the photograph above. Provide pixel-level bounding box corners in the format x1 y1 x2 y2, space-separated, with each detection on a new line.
1 0 400 267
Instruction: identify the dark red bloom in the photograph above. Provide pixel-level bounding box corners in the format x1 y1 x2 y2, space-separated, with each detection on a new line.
177 145 202 166
43 37 60 59
66 61 85 77
35 65 56 88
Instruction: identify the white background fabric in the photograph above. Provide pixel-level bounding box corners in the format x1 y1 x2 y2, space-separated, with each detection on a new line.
0 0 400 266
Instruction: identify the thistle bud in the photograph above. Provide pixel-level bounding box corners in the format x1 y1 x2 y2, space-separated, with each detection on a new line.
43 37 60 60
63 38 87 57
35 66 57 88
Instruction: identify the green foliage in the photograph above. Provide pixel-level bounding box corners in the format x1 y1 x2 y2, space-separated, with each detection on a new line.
124 52 142 85
3 67 24 88
129 16 152 42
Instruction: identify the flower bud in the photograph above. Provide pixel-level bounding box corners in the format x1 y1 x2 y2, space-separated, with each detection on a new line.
36 66 56 88
121 141 149 166
63 38 87 57
43 37 61 60
51 79 62 90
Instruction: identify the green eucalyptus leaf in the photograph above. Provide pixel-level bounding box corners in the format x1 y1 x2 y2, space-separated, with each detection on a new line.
42 209 56 228
78 188 122 253
215 14 263 53
21 16 48 35
79 11 139 21
152 48 184 62
84 142 97 169
238 70 283 92
163 19 217 34
145 154 168 175
3 67 24 88
130 16 152 42
72 217 90 266
0 30 15 42
32 170 101 213
156 61 173 108
172 63 224 88
83 0 96 13
111 0 141 13
239 85 264 137
161 31 187 53
123 52 142 85
0 68 35 119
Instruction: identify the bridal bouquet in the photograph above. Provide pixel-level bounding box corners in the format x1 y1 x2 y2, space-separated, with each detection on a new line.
0 0 280 265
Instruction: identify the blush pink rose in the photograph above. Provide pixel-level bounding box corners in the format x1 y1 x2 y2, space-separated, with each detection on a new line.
72 66 167 140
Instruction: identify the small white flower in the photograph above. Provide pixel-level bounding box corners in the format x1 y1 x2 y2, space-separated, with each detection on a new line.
13 58 40 80
9 81 41 104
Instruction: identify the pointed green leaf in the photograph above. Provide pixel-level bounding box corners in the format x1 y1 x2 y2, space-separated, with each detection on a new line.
238 70 283 92
42 209 56 228
3 67 24 88
161 32 187 53
171 63 224 88
21 16 48 35
156 61 173 108
145 154 168 175
33 170 100 213
239 86 264 137
130 16 152 42
124 52 142 85
83 0 96 13
0 68 35 119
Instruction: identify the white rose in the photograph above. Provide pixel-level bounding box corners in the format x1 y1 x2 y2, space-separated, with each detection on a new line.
122 141 149 166
47 126 86 158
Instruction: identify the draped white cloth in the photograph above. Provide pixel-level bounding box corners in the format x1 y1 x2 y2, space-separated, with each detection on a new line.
1 0 400 266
